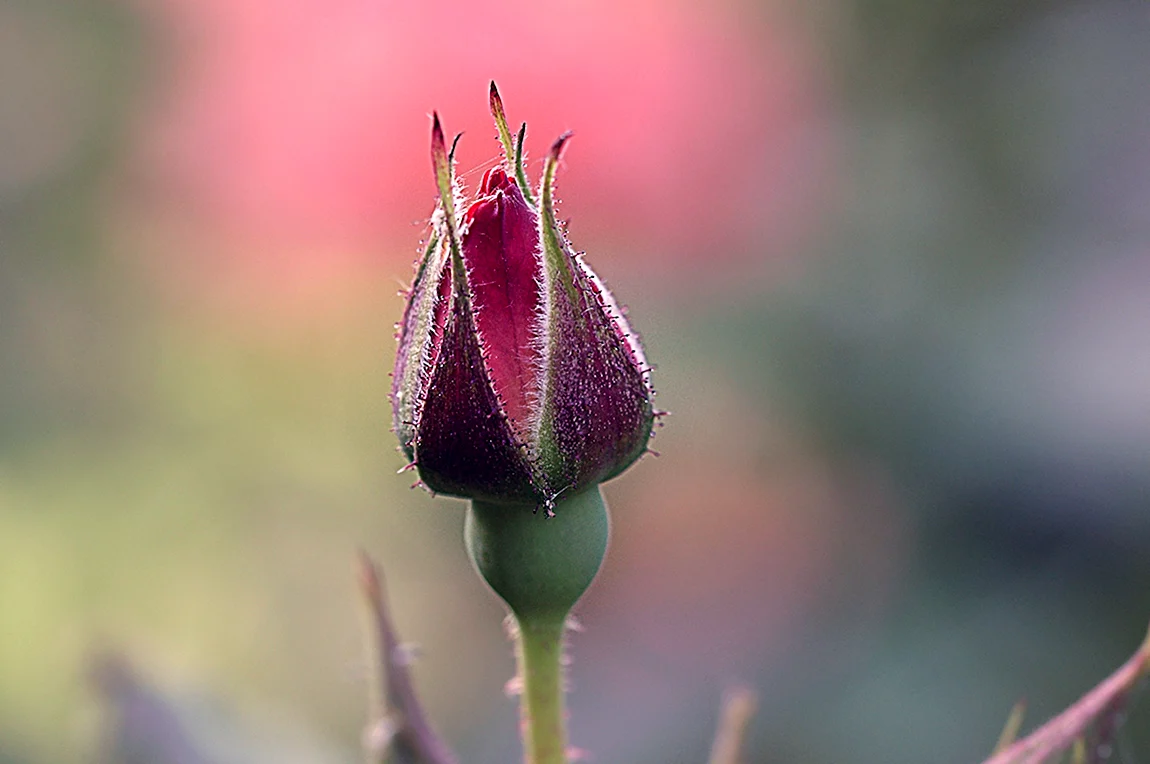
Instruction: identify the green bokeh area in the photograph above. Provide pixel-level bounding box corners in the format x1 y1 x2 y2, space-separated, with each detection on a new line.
3 2 1150 763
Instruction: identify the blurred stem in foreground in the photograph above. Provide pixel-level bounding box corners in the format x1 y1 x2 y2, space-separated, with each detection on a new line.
357 553 457 764
983 622 1150 764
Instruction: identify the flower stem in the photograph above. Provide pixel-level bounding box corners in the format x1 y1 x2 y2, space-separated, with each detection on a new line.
515 614 569 764
465 487 610 764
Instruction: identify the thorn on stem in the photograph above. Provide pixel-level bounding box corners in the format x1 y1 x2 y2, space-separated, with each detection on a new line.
362 715 401 757
567 746 594 762
550 131 574 162
504 676 524 697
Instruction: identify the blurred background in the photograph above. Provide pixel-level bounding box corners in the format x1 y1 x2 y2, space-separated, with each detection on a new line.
2 0 1149 762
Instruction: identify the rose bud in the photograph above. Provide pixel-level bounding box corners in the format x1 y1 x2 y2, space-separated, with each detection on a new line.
391 84 655 511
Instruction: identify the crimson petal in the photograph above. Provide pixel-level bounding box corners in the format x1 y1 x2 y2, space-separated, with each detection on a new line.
461 167 543 435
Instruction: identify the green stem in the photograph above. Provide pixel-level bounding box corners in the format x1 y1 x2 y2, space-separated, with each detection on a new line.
515 615 568 764
465 487 610 764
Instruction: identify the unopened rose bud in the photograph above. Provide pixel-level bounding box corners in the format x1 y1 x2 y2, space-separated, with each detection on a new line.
392 84 654 511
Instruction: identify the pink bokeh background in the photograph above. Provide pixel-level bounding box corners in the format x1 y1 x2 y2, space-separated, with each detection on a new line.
121 0 833 304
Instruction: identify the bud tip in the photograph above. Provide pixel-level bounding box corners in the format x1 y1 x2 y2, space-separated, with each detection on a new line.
430 112 447 170
549 131 574 161
431 112 445 150
489 80 504 117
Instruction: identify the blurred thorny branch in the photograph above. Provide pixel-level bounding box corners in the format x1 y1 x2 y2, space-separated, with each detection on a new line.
357 551 458 764
88 651 212 764
982 623 1150 764
87 566 1144 764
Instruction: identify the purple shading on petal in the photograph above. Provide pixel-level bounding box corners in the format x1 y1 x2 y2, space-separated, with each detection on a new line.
414 288 538 503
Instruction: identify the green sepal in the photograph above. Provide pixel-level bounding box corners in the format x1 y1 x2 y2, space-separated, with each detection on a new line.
489 80 536 206
465 486 609 622
392 231 444 458
532 133 580 485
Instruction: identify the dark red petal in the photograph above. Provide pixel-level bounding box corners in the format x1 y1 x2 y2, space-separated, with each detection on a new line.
460 167 543 432
413 288 538 503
